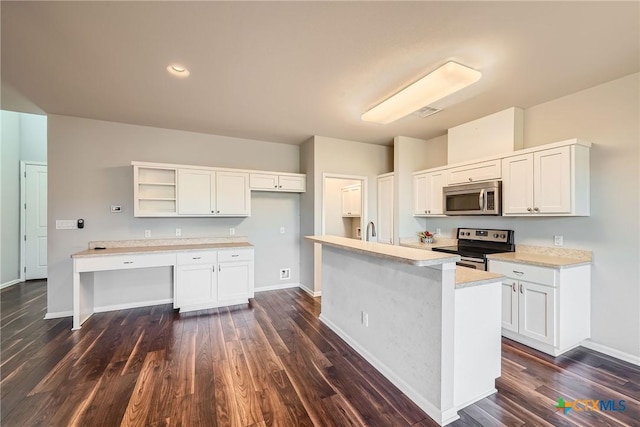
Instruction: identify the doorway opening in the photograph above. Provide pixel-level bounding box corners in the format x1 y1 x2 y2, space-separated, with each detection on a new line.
321 174 368 241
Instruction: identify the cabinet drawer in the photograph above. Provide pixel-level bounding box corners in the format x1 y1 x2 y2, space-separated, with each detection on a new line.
489 260 557 286
218 249 254 262
75 252 176 273
177 250 218 265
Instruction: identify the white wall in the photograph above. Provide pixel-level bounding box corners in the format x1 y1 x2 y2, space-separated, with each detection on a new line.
324 178 360 237
1 111 21 284
0 111 47 286
47 115 301 314
393 136 447 242
408 73 640 360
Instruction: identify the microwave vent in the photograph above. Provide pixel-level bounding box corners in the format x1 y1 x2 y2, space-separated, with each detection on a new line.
415 106 442 118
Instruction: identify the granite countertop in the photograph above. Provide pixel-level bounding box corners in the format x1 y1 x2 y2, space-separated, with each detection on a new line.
306 235 459 267
455 266 503 289
72 241 253 258
486 251 591 268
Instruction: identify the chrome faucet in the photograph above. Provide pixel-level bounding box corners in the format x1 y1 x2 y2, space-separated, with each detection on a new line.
366 221 376 241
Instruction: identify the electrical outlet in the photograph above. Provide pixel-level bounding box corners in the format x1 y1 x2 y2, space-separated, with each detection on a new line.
279 268 291 280
110 205 122 213
554 235 564 246
55 220 77 230
175 228 181 237
361 310 369 327
435 228 441 236
144 230 151 238
229 228 235 236
280 226 285 234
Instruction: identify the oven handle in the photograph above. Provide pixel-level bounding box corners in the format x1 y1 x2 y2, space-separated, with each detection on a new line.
460 256 485 263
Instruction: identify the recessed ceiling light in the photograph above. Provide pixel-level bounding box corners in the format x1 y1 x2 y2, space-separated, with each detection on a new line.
166 64 190 77
362 61 481 124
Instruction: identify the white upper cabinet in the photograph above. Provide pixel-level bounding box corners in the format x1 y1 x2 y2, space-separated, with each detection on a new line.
249 172 306 192
376 174 394 245
502 142 589 216
413 171 446 216
342 184 362 217
447 159 501 185
133 165 178 217
178 169 249 217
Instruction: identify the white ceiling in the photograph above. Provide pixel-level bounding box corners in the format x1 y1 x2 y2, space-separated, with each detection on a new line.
1 1 638 145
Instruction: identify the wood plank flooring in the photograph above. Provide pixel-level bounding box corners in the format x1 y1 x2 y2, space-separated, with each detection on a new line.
2 280 639 426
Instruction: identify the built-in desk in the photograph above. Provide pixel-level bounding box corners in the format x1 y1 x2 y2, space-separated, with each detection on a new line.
71 238 254 330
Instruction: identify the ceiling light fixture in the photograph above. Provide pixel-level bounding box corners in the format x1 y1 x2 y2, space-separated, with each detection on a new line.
166 64 190 77
361 61 481 124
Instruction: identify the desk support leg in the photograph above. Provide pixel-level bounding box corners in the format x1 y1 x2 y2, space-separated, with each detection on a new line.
72 271 81 330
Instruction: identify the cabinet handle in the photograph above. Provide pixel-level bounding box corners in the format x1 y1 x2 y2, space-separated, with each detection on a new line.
123 261 134 264
468 177 472 182
218 265 221 271
211 210 215 213
231 254 239 257
533 207 540 212
217 210 220 213
274 185 278 188
424 210 428 214
192 257 201 260
279 185 282 188
527 207 532 212
519 283 524 294
512 283 517 292
513 270 524 275
427 210 431 214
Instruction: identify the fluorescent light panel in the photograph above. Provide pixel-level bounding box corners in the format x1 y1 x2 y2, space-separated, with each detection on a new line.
361 61 481 124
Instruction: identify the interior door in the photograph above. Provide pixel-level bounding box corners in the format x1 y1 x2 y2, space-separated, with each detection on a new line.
25 164 48 279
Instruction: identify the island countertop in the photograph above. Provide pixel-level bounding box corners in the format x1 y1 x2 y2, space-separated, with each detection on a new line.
306 235 459 267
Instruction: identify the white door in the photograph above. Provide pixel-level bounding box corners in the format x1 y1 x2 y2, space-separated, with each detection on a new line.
427 171 446 215
218 261 252 302
502 154 534 214
349 185 362 216
518 281 556 346
534 147 571 214
176 264 217 308
177 169 215 215
25 164 48 279
501 279 519 332
216 172 250 216
413 174 428 215
376 175 394 244
278 175 305 192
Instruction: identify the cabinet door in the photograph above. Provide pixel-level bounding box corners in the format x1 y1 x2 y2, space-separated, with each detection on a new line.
218 261 253 302
534 146 571 214
502 154 534 215
216 172 250 216
249 173 279 190
176 264 217 308
178 169 215 215
413 174 429 216
518 281 556 346
279 175 306 192
350 186 362 216
447 159 501 185
377 175 394 244
501 279 519 332
341 188 352 216
427 171 446 215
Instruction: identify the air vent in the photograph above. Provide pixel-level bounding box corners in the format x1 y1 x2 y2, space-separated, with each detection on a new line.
415 106 442 118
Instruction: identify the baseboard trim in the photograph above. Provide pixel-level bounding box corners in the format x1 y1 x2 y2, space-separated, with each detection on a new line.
44 310 73 319
1 279 22 290
319 314 458 426
580 340 640 366
254 282 301 293
298 283 321 297
94 298 173 313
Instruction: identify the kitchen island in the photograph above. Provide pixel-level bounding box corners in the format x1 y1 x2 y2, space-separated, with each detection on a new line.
306 235 503 426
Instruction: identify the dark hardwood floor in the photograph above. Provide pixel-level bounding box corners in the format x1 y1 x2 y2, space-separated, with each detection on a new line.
1 280 639 426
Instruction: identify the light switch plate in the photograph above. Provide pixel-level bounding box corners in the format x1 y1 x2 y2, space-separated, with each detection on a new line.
56 220 77 230
554 235 564 246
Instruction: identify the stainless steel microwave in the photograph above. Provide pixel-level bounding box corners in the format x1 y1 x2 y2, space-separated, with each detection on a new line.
443 181 502 215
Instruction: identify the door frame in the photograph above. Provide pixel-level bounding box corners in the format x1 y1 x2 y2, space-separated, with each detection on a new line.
321 173 368 240
20 161 47 281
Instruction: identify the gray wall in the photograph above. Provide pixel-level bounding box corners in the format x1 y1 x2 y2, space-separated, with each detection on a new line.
1 111 20 284
0 111 47 285
47 115 301 314
414 73 640 358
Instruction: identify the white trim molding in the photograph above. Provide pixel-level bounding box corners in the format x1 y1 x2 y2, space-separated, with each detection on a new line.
1 279 22 290
580 340 640 366
44 311 73 320
254 282 300 293
94 298 173 313
298 283 321 297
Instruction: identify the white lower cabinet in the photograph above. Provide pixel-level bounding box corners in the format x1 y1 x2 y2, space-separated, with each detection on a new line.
175 248 254 312
489 259 590 356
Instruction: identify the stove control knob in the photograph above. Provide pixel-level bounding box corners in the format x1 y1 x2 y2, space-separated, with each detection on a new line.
501 234 506 238
493 233 498 238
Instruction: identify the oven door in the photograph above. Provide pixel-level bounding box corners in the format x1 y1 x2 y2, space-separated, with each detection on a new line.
443 181 501 215
456 256 487 271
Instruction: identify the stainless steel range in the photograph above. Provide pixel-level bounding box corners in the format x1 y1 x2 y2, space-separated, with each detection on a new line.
432 228 515 270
